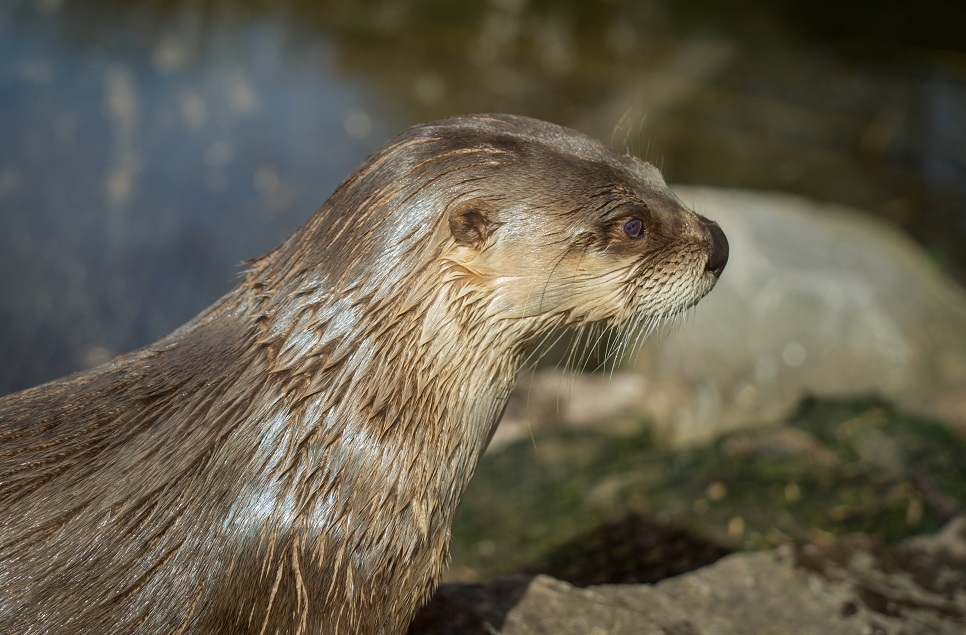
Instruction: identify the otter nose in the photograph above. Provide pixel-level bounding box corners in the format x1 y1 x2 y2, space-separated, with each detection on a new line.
704 221 729 278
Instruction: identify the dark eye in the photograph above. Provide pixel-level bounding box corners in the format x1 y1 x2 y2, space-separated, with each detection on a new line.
623 218 644 238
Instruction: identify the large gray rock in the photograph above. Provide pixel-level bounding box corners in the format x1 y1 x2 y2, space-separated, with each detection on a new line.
660 186 966 439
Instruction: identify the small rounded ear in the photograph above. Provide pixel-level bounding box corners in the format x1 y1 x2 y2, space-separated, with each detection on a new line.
448 201 502 249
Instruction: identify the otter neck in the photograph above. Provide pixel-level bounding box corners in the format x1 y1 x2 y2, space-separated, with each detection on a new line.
234 269 528 616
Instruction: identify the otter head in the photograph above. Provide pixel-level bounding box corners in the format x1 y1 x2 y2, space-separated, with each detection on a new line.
435 115 728 349
258 114 727 369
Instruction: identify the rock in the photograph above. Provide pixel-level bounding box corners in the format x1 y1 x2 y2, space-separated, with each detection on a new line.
648 186 966 442
411 517 966 634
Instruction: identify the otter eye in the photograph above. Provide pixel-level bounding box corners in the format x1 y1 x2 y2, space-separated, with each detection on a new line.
623 218 644 238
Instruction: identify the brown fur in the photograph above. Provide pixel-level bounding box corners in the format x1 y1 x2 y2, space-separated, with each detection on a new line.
0 114 727 634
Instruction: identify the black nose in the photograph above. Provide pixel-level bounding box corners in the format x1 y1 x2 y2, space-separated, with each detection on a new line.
704 221 729 278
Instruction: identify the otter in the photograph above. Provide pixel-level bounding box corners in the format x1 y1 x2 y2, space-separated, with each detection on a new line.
0 114 727 634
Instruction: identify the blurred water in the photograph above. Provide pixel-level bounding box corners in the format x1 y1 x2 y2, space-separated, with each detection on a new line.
0 1 396 391
1 0 965 394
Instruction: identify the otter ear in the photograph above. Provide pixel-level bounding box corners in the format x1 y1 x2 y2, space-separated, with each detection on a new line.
448 201 502 249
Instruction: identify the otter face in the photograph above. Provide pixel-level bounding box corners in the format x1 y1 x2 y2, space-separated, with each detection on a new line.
439 117 728 340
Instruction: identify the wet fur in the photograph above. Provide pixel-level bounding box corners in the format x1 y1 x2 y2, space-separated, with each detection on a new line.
0 114 724 634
